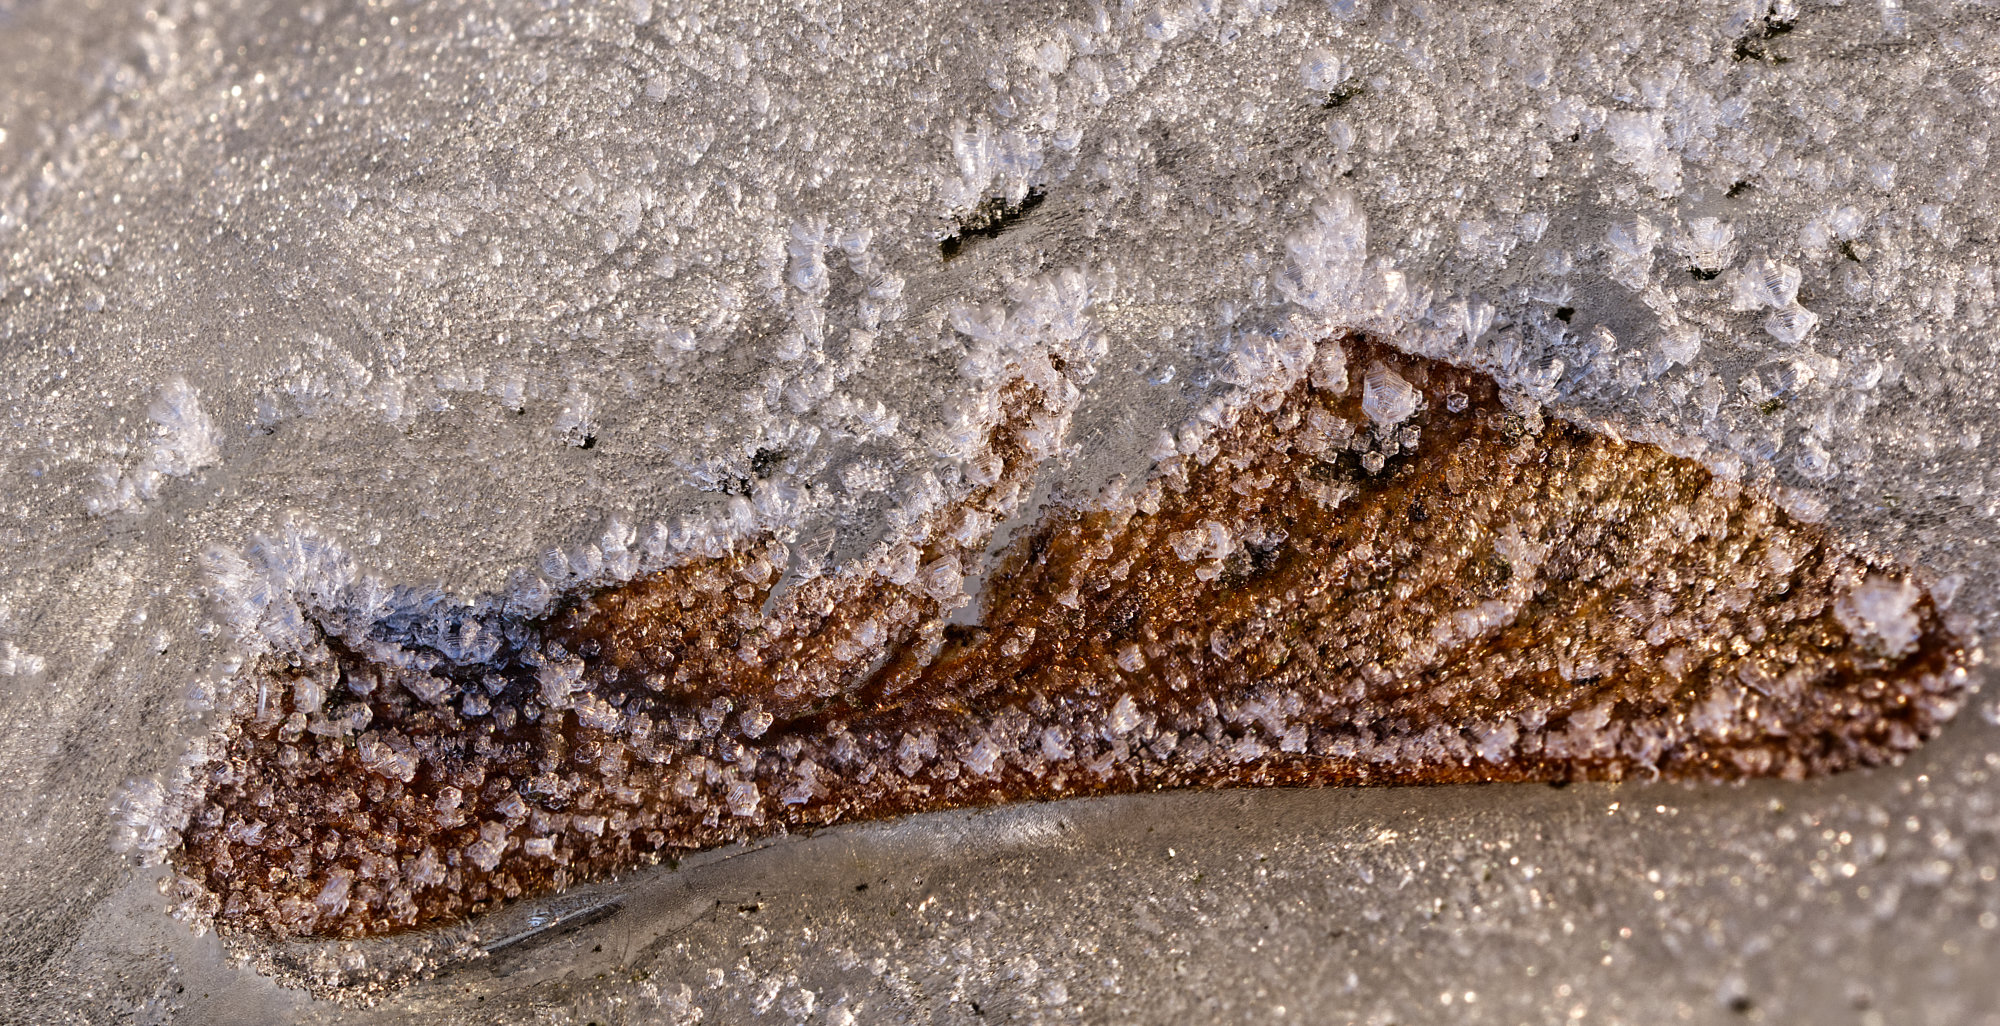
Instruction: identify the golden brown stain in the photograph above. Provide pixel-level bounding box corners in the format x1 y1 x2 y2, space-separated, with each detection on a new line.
173 335 1969 939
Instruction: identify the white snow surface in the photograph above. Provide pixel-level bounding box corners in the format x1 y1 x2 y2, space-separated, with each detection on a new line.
3 0 2000 1021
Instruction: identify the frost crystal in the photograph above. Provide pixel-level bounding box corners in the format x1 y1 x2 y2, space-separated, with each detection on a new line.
1604 111 1681 195
87 380 222 515
1605 218 1660 290
1279 195 1369 314
1300 49 1346 93
145 380 221 477
1833 577 1922 658
963 737 1003 777
1361 363 1421 429
1673 218 1737 276
1732 256 1803 311
1106 694 1141 737
726 781 762 819
314 868 353 917
1762 305 1820 347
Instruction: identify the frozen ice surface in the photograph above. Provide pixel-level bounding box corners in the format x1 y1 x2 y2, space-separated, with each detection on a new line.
4 0 2000 1021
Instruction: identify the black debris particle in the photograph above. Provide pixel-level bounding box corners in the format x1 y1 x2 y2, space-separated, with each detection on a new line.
1733 13 1797 63
940 188 1048 261
1321 80 1366 110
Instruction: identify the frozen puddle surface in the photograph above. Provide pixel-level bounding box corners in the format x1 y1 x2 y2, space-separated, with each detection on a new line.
7 0 2000 1020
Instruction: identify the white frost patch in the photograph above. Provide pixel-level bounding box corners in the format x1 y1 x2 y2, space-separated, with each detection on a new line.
0 641 45 677
109 776 189 858
937 120 1045 212
1277 192 1369 314
146 379 221 476
1834 576 1923 658
1604 110 1681 195
200 528 362 652
88 379 222 515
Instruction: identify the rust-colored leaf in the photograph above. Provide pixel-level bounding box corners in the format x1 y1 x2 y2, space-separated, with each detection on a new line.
175 336 1969 939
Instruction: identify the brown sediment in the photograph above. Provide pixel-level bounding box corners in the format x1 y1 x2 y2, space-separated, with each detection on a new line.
174 335 1971 940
